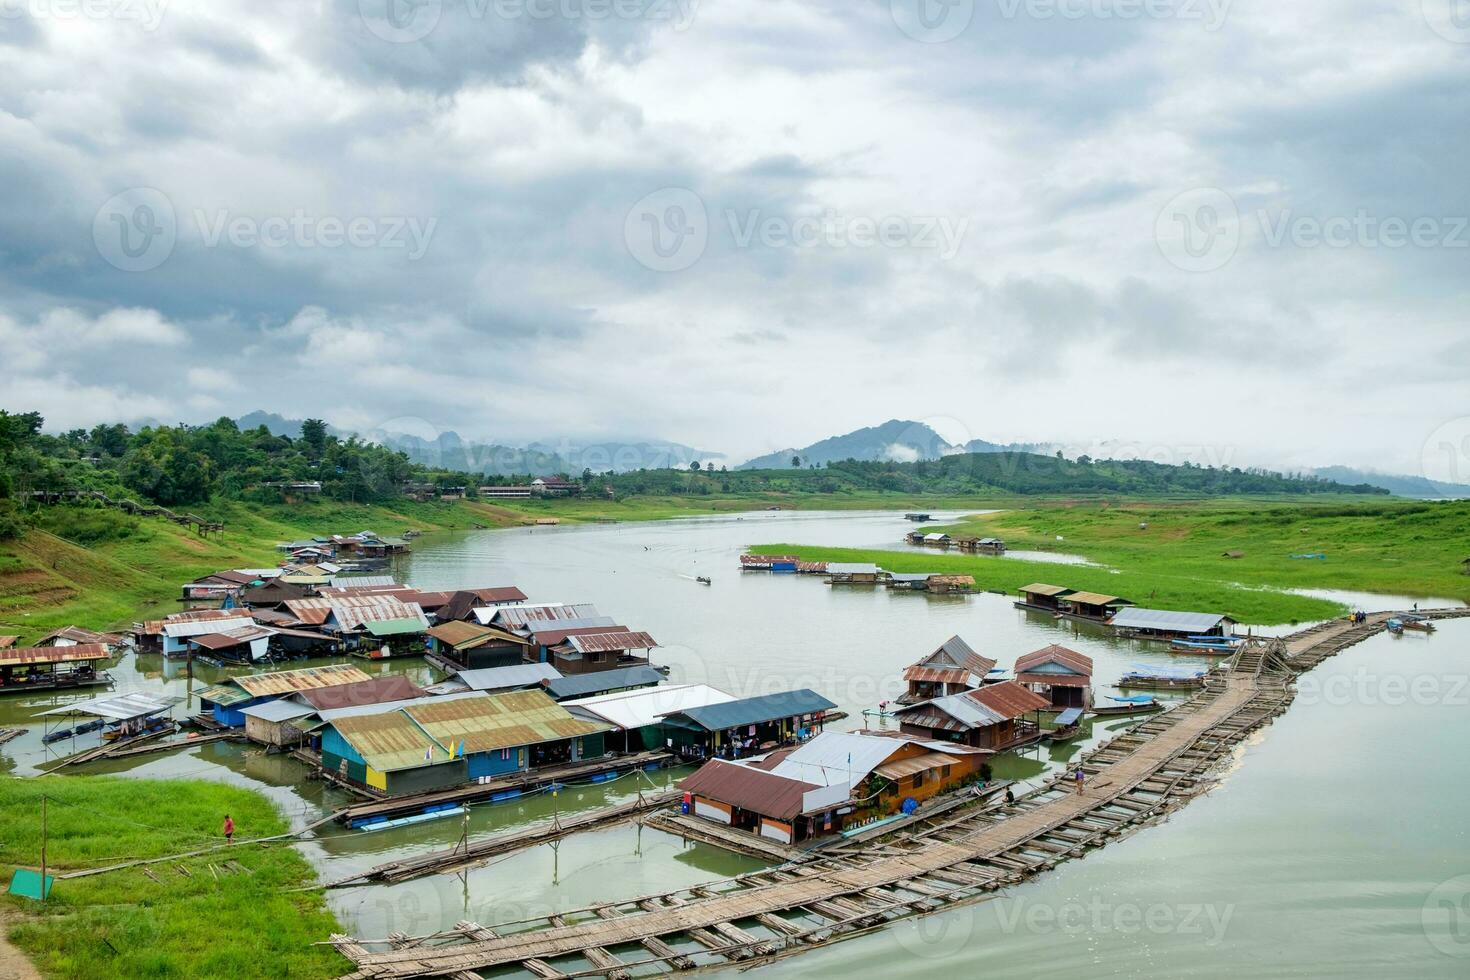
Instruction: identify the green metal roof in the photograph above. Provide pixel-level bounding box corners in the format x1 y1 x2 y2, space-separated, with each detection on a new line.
197 683 251 707
364 617 428 637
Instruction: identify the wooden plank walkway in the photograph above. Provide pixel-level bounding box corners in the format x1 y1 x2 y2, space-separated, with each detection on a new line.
332 607 1462 979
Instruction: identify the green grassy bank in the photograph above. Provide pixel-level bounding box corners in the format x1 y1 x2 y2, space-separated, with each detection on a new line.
0 775 343 980
0 492 1008 640
752 498 1470 625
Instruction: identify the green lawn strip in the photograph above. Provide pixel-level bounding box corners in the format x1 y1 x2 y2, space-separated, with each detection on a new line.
0 775 344 980
917 498 1470 604
747 543 1344 625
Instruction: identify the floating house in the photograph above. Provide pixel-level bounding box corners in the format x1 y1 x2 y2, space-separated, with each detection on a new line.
739 554 799 572
318 690 610 796
240 579 311 609
826 562 884 585
0 644 111 693
39 691 181 739
922 532 952 547
1108 607 1238 642
955 537 1006 555
159 611 259 658
679 730 987 845
434 587 530 623
0 636 17 650
182 568 279 601
196 663 373 728
35 625 125 649
543 665 664 702
1013 644 1094 709
242 676 427 749
134 608 252 655
898 636 996 705
546 629 658 675
283 595 429 656
892 680 1050 751
1057 591 1134 623
187 624 276 664
565 683 735 753
904 531 926 545
1014 583 1075 613
657 689 837 758
425 621 534 671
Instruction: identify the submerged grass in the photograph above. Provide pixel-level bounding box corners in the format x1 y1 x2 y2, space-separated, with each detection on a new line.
0 774 343 979
753 497 1470 625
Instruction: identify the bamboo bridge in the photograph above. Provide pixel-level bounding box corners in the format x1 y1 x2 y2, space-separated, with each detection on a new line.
331 608 1468 979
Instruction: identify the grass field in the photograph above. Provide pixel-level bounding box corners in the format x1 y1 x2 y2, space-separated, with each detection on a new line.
0 775 343 980
0 491 1006 640
753 497 1470 625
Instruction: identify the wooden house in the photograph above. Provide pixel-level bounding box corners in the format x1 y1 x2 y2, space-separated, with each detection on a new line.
1057 591 1134 623
1014 583 1075 613
564 683 735 754
899 636 995 705
425 621 533 671
892 680 1049 751
546 629 657 675
955 537 1005 554
35 626 125 649
826 562 884 585
679 730 987 844
1013 644 1093 709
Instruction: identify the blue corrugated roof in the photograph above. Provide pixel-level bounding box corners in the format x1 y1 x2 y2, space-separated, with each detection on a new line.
662 689 836 732
544 665 664 700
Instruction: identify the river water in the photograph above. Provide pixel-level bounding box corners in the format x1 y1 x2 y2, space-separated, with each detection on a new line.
2 511 1466 975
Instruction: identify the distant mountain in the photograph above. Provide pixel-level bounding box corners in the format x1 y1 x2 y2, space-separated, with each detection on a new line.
738 420 1049 470
233 412 721 476
1311 466 1470 500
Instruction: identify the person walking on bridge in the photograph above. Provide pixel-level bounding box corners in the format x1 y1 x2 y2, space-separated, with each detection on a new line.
1074 765 1085 795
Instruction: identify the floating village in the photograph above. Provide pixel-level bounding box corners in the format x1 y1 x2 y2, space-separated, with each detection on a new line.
1 519 1464 978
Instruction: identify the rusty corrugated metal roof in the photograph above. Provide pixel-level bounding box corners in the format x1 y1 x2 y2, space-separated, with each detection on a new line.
0 644 110 666
564 630 657 654
1014 644 1093 677
679 759 818 821
332 710 449 772
406 690 608 755
232 662 371 698
968 681 1051 718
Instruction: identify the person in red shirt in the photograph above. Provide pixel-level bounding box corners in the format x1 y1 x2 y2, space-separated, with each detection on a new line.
223 814 235 843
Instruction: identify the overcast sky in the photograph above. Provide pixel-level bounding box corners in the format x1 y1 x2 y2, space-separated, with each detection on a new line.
2 0 1468 476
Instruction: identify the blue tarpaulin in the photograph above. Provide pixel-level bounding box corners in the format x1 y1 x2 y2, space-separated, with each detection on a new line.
1109 695 1159 704
1054 708 1084 726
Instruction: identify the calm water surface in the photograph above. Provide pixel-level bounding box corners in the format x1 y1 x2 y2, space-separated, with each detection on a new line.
2 511 1465 975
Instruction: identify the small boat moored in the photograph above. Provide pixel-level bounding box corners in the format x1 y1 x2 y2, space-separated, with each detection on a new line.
1091 695 1164 717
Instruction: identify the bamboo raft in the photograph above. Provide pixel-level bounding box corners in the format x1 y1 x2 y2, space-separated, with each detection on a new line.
330 608 1464 979
325 792 681 889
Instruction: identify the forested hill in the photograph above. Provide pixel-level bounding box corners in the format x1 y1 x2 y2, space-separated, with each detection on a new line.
609 452 1389 497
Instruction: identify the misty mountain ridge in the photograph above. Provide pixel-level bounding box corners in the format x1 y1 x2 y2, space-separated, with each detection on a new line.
234 412 722 476
737 419 1051 470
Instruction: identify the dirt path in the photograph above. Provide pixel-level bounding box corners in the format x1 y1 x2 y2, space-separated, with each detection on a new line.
0 910 41 980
